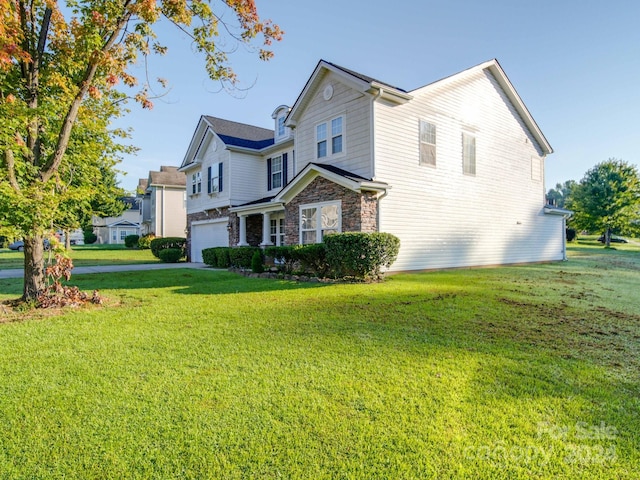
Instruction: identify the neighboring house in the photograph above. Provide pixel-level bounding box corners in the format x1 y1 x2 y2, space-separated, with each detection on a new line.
93 197 141 244
139 166 187 237
179 59 571 270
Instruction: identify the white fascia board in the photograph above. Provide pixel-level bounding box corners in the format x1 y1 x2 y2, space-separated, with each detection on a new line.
229 202 285 216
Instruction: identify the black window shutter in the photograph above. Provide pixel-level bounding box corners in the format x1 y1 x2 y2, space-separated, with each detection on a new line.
282 153 288 185
207 166 212 194
218 162 223 192
267 158 272 190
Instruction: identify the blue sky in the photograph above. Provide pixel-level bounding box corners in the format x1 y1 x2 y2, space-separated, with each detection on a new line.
114 0 640 193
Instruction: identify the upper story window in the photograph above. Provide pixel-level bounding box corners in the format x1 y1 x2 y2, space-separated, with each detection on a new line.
300 201 341 244
462 133 476 175
419 120 436 166
191 171 202 194
277 116 286 137
316 115 344 159
207 162 223 194
268 153 288 191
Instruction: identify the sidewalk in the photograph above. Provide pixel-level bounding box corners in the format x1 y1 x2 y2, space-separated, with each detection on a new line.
0 262 208 280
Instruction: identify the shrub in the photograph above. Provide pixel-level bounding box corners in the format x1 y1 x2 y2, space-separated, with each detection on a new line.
158 248 184 263
566 228 576 242
325 232 400 279
264 245 299 273
293 243 330 277
251 250 264 273
138 234 155 249
83 231 97 244
150 237 186 258
202 247 231 268
228 246 260 269
124 234 139 248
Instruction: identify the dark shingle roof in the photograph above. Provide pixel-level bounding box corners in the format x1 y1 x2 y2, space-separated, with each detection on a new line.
204 116 275 150
324 61 408 93
310 163 371 181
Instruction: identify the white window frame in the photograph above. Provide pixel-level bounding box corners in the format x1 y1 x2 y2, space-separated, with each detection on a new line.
270 215 285 246
277 116 286 138
299 201 341 244
191 171 202 195
316 115 344 159
462 133 476 176
419 120 436 166
271 155 283 190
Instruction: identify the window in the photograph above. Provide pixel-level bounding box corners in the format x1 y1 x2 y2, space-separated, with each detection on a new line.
316 123 327 158
267 153 288 190
207 163 223 194
462 133 476 175
300 202 340 244
277 116 286 137
191 171 202 194
316 116 344 158
531 156 542 182
419 120 436 166
270 217 285 246
271 156 283 189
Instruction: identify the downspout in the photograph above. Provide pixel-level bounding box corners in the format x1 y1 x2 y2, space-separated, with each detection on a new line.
161 186 166 237
370 87 384 180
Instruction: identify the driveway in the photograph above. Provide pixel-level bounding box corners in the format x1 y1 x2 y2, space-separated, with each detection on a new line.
0 262 208 280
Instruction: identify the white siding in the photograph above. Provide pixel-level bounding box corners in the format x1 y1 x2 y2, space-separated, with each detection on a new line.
293 72 372 178
375 69 564 271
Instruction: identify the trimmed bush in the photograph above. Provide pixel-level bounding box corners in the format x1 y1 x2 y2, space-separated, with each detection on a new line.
138 234 155 249
228 246 260 269
251 250 265 273
150 237 186 258
293 243 330 277
124 234 139 248
566 228 576 242
264 245 299 273
202 247 231 268
325 232 400 279
83 231 97 244
158 248 184 263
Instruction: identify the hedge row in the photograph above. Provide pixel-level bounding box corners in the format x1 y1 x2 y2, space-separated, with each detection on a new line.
205 232 400 280
202 246 260 269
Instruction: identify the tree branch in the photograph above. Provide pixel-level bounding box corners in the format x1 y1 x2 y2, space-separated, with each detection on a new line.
5 149 21 192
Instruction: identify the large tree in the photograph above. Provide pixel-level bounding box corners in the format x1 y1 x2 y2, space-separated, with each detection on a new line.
0 0 282 300
546 180 576 209
568 158 640 247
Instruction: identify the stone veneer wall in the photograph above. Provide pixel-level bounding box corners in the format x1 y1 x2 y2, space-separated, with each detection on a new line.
228 212 262 247
284 176 378 245
186 207 230 261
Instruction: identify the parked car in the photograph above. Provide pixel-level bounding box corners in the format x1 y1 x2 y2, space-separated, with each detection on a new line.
597 234 628 244
8 239 51 251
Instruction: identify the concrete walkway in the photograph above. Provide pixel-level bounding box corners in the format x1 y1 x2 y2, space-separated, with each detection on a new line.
0 262 208 280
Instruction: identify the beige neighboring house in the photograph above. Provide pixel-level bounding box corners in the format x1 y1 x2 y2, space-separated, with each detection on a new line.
93 197 141 244
139 166 187 238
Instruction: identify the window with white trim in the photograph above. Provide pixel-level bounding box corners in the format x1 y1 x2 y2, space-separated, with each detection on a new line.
277 116 286 137
316 115 344 158
191 171 202 194
462 133 476 175
271 155 283 189
270 216 285 246
419 120 436 166
300 201 341 244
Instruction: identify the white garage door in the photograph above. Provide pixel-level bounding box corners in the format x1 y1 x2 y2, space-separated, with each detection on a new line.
191 221 229 262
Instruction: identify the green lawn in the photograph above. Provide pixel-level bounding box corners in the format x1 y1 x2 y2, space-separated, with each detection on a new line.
0 244 160 270
0 244 638 478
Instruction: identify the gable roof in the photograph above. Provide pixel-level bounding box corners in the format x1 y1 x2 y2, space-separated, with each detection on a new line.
287 60 412 126
203 116 274 150
410 59 553 155
147 166 186 188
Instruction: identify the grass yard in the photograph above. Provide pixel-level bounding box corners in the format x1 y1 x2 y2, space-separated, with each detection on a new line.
0 243 638 478
0 244 160 270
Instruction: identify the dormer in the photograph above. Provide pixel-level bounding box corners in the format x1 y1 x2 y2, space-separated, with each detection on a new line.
272 105 292 143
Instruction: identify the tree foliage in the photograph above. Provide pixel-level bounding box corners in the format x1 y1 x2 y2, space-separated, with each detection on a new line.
567 159 640 246
546 180 576 209
0 0 282 300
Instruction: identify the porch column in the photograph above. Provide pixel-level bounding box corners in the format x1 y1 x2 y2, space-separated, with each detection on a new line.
238 215 249 246
260 212 273 246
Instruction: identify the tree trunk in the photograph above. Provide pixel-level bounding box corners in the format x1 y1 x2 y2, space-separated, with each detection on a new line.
605 227 611 248
64 229 71 250
23 235 47 301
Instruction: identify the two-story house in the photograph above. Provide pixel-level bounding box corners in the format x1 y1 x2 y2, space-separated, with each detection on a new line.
179 59 571 269
139 166 187 238
92 196 141 244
